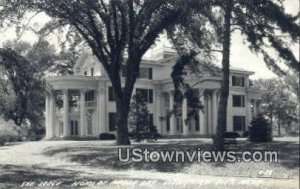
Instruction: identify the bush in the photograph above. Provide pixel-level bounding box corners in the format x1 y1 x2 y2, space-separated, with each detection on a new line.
243 131 249 137
249 114 272 142
99 133 116 140
0 118 20 145
0 137 5 146
223 132 240 138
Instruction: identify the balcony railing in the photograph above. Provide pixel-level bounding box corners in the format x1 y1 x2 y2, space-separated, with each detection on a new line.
86 101 96 108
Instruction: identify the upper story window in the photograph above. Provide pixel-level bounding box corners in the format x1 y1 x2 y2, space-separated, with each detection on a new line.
108 86 116 101
136 88 153 103
232 95 245 107
121 66 153 80
85 90 94 102
232 76 245 87
138 67 152 80
91 67 94 76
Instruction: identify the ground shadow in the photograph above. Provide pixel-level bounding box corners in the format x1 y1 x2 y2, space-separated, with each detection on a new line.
43 139 299 177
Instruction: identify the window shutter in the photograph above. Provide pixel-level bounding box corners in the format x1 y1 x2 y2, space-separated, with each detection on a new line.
241 77 245 87
149 89 153 103
148 68 153 80
232 76 236 86
109 87 114 101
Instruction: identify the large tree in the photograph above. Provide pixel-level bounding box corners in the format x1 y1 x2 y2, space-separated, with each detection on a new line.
214 0 299 149
0 47 47 127
253 78 298 136
1 0 213 144
169 0 299 149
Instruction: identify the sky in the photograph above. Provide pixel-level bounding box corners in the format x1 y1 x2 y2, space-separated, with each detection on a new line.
229 0 299 79
0 0 299 80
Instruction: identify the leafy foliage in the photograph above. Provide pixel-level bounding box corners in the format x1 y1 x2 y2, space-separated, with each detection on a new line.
253 78 298 135
0 40 54 127
128 94 150 142
0 0 215 144
249 114 272 142
169 0 299 149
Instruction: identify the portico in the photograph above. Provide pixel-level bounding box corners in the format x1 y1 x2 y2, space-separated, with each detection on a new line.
45 75 102 139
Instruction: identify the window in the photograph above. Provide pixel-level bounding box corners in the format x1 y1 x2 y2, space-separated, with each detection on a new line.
59 122 63 136
148 68 153 80
70 120 79 135
166 118 170 132
84 71 87 76
109 87 116 101
91 67 94 76
87 117 92 135
195 116 200 131
109 113 117 131
232 95 245 107
85 90 94 102
176 118 180 131
232 76 245 87
138 67 153 80
233 116 246 131
136 88 153 103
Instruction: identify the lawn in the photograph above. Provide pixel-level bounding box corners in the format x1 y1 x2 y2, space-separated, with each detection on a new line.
0 137 299 189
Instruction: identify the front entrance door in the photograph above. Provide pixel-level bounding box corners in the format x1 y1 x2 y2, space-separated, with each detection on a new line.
70 120 79 135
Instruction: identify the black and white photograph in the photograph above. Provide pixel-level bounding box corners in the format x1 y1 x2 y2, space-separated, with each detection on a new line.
0 0 299 188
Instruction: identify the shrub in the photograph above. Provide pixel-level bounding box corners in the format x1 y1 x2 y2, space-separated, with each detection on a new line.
243 131 249 137
0 137 5 146
0 118 20 145
99 133 116 140
249 114 272 142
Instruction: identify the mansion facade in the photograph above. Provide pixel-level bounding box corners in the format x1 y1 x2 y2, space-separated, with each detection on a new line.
44 47 265 139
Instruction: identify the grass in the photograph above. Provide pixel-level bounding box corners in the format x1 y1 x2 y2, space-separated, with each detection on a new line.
0 137 299 189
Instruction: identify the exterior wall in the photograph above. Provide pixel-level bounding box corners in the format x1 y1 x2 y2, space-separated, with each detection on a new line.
45 51 265 139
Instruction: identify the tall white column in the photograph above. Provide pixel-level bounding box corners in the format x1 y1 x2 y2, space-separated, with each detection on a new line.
95 89 100 135
98 86 106 133
253 99 257 116
155 89 162 134
45 93 50 139
246 97 252 125
212 90 218 134
52 94 56 137
257 100 261 115
63 89 69 137
49 91 56 137
182 97 189 135
80 89 86 136
207 94 212 135
199 90 205 135
169 91 176 135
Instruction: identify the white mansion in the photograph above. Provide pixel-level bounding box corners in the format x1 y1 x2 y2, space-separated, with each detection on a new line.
44 47 265 139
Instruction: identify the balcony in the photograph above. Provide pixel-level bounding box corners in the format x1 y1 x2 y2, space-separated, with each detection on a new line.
86 101 96 108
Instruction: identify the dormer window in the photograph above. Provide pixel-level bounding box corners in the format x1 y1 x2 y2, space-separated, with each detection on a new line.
232 76 245 87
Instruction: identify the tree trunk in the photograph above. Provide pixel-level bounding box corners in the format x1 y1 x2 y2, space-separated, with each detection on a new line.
278 118 281 136
135 104 141 142
270 110 273 128
214 0 233 151
116 97 131 145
